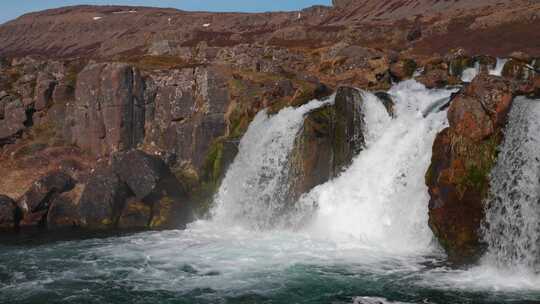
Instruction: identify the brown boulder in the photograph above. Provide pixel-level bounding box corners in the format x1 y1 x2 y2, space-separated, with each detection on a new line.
427 74 513 263
46 184 84 229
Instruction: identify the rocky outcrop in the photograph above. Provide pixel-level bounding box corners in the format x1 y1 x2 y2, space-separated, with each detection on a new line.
288 87 394 202
17 171 76 227
501 55 539 96
80 150 192 230
426 74 514 263
67 62 146 156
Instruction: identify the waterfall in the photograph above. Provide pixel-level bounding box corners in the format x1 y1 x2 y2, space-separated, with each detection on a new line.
489 58 508 76
482 96 540 273
301 81 456 252
211 98 333 230
212 80 455 253
462 62 480 82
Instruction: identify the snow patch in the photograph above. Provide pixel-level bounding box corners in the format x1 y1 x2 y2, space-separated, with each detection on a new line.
203 23 211 27
93 17 103 21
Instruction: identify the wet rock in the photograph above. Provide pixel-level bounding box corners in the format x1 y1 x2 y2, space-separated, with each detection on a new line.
18 171 76 226
333 87 367 173
474 55 497 74
288 105 335 202
79 166 132 229
68 62 146 156
427 74 513 263
374 92 395 117
501 59 538 95
0 195 16 229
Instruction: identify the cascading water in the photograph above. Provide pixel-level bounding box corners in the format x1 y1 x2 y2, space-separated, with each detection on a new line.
482 96 540 273
300 81 455 253
211 98 333 230
461 62 480 82
489 58 508 76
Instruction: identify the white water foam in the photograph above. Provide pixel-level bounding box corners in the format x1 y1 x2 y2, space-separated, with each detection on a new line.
461 62 480 83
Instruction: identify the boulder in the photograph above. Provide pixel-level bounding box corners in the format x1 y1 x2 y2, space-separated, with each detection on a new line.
79 166 132 229
0 195 16 229
46 184 84 229
112 150 192 228
426 74 513 263
18 171 76 226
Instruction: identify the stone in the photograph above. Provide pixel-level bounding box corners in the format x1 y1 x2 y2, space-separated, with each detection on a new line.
0 195 16 229
46 184 84 229
112 150 192 228
426 74 513 263
118 198 152 229
79 166 132 229
0 98 27 144
18 171 76 226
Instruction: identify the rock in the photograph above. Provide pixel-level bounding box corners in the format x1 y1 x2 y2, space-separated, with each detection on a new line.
0 195 16 229
288 105 335 202
390 59 417 81
426 74 513 263
79 166 132 229
0 98 27 144
473 55 497 74
46 184 84 229
374 92 395 117
118 198 152 229
18 171 76 226
407 25 422 42
34 72 57 111
501 59 538 95
509 51 531 63
333 87 367 173
68 62 146 156
288 87 386 202
416 67 451 89
112 150 192 228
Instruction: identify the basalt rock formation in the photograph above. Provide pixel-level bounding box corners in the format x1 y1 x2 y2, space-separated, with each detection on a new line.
0 1 538 259
426 74 514 263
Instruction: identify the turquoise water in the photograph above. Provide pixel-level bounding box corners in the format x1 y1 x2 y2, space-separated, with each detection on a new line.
1 223 539 304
